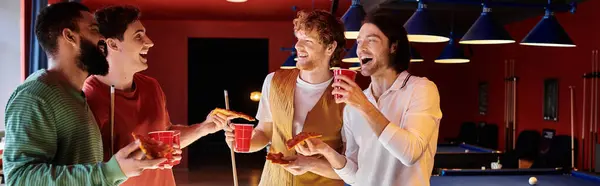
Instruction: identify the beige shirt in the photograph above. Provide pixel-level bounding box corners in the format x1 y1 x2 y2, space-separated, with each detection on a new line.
335 71 443 186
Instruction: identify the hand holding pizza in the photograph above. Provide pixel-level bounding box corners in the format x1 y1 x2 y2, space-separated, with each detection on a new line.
285 132 323 151
202 108 255 135
294 138 330 157
266 152 291 164
114 140 167 178
210 108 256 124
279 155 317 176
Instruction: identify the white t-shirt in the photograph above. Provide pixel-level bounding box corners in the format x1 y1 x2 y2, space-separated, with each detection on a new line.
255 72 332 135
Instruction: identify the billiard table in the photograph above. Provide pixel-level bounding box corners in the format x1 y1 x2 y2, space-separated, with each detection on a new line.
437 143 501 153
435 143 502 170
431 168 600 186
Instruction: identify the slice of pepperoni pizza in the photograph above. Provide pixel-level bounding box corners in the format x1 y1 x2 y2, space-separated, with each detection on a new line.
285 132 323 150
210 108 256 121
266 152 291 165
131 133 174 160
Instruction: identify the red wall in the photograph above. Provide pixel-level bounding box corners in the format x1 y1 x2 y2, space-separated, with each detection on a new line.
465 0 600 169
143 19 297 124
142 20 298 168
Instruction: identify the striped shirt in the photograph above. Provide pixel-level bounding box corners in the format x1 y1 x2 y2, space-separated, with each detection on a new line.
3 69 127 186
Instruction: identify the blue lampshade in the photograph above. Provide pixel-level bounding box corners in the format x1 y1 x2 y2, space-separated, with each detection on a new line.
281 52 297 69
342 43 359 63
404 1 449 43
520 9 575 47
436 34 470 63
349 62 361 71
342 0 365 40
410 46 424 62
460 5 515 44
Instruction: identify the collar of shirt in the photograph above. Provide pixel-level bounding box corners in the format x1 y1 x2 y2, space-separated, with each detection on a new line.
365 70 411 103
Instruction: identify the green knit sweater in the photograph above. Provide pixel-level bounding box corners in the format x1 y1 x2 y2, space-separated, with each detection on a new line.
3 69 126 186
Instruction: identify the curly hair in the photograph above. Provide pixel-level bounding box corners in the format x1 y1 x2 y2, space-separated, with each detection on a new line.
35 2 90 56
293 9 346 67
94 5 141 40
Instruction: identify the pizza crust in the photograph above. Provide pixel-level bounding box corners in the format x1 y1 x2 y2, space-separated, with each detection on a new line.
266 152 291 165
285 132 323 150
210 108 256 121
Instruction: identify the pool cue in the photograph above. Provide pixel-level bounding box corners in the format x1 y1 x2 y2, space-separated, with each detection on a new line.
592 51 596 171
591 50 596 171
504 60 509 151
590 50 600 170
511 60 517 150
505 60 513 151
570 86 575 169
110 85 115 156
582 73 587 170
224 90 239 186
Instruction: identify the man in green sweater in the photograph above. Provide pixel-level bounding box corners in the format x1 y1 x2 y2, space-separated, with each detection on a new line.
3 2 170 185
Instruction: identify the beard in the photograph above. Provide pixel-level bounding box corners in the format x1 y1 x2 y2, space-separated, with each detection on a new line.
76 39 109 76
296 59 316 70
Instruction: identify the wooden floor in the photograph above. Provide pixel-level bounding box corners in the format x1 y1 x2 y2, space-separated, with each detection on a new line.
174 167 262 186
179 139 268 185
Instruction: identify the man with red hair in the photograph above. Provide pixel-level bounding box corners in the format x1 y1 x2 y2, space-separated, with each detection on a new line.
221 9 347 186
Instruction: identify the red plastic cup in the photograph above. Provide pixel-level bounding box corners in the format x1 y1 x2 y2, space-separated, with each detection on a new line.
333 68 357 99
234 124 254 152
172 130 181 165
148 130 175 166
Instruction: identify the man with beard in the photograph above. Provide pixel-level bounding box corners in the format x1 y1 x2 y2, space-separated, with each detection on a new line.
293 8 442 186
3 2 169 185
222 10 346 186
83 5 224 186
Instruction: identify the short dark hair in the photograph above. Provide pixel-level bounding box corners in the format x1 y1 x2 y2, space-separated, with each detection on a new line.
364 8 410 73
94 5 141 40
35 2 90 56
293 9 346 67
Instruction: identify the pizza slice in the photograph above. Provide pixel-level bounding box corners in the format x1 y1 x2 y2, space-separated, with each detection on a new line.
266 152 291 165
285 132 323 150
131 133 174 160
210 108 256 121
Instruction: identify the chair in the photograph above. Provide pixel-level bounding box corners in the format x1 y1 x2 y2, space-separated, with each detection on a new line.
445 122 478 144
533 135 577 169
478 123 499 149
514 130 541 161
500 130 541 169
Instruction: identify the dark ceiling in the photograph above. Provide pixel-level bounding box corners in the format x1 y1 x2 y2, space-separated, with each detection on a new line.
359 0 584 36
83 0 585 35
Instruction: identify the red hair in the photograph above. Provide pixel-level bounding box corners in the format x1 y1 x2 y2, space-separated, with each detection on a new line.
293 9 346 66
